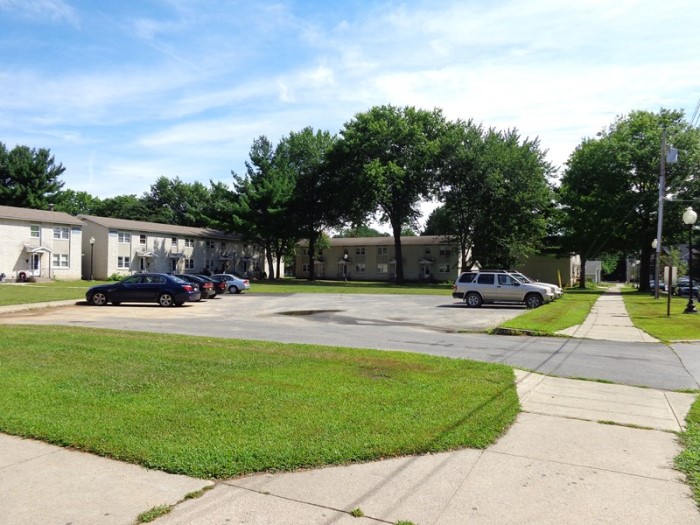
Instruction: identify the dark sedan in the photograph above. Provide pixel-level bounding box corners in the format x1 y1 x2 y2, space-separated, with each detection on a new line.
172 274 217 299
86 273 201 307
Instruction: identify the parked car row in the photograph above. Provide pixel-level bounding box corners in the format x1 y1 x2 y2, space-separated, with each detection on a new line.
452 269 563 309
85 272 250 307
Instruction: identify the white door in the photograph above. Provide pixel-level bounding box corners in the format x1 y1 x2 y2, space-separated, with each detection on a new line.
32 254 41 276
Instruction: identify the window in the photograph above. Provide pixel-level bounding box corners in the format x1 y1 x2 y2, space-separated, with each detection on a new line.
438 263 451 273
118 232 131 243
377 263 388 274
117 256 130 269
185 238 194 248
30 225 40 238
205 259 216 270
498 274 515 286
439 245 451 256
377 246 388 256
52 254 69 267
355 247 366 256
220 241 226 249
53 227 69 239
477 274 495 285
458 272 476 283
355 263 366 273
424 246 432 255
185 258 195 270
171 237 178 247
139 234 147 245
208 240 215 249
302 263 310 273
302 248 309 256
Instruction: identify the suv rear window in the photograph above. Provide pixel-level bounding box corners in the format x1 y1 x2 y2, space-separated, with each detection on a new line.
458 272 476 283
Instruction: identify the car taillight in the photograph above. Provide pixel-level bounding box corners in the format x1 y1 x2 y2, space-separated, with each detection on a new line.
243 280 249 285
182 284 193 292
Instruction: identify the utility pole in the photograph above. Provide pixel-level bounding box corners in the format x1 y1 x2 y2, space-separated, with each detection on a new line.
654 130 665 299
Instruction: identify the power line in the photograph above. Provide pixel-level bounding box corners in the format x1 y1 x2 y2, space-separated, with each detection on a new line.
691 97 700 127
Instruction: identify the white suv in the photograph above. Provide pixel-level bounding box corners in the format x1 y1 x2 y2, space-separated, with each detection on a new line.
452 269 554 308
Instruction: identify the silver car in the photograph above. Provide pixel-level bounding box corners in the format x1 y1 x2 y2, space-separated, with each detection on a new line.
453 270 554 308
211 273 251 294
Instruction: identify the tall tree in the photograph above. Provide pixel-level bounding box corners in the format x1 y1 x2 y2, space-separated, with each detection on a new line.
437 122 552 270
0 143 65 209
469 129 553 268
331 105 446 282
231 136 296 280
558 109 700 290
277 127 349 281
422 205 456 236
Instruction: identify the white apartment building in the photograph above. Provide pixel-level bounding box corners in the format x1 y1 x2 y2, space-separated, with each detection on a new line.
0 205 84 281
78 215 263 280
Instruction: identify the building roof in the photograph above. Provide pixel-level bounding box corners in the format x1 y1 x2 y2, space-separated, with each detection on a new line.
298 235 454 247
0 205 83 226
78 214 241 240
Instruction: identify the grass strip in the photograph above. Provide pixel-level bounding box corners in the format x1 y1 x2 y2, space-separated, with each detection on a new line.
621 289 700 342
676 399 700 507
0 325 518 479
496 287 605 334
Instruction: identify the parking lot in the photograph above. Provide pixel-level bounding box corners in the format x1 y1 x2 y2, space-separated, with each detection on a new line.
0 291 527 341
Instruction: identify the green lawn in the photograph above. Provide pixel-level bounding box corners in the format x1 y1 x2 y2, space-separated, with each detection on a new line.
621 288 700 342
676 402 700 505
0 325 518 479
0 280 103 306
496 287 606 334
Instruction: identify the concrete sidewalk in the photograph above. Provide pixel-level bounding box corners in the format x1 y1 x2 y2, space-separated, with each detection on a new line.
557 284 659 342
1 287 699 524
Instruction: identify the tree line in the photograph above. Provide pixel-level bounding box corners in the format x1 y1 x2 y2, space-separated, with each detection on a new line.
2 105 699 286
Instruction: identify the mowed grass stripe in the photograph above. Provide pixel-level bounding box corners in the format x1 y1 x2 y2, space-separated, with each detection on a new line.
0 325 518 479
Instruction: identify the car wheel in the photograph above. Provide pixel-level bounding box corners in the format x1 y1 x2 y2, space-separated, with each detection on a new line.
159 293 175 307
525 293 543 309
91 292 108 306
228 285 239 294
465 292 482 308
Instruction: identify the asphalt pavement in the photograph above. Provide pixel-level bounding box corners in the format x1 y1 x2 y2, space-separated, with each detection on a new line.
1 285 699 524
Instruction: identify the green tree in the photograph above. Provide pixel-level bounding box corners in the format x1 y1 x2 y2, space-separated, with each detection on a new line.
53 189 102 216
141 177 212 227
0 143 65 209
422 205 456 236
335 225 389 238
331 105 446 282
277 127 351 281
438 122 552 270
559 109 700 290
231 136 296 280
93 194 152 220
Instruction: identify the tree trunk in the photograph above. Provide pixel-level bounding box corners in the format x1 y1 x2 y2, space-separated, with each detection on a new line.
392 223 404 283
265 249 275 280
579 256 587 288
307 234 317 281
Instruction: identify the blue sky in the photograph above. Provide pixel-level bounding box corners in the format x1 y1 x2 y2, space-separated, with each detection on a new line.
1 0 699 215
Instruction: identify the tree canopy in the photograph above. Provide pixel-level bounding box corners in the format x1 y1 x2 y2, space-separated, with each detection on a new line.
330 105 446 282
0 143 65 209
558 109 700 289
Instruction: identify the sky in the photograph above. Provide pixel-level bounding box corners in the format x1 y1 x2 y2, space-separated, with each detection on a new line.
1 0 699 224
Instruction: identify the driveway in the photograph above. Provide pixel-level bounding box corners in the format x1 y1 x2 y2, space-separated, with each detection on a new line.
1 293 698 390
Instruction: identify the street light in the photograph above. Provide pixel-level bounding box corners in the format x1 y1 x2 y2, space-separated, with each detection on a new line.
683 207 697 314
89 236 95 281
651 238 658 298
343 253 348 281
